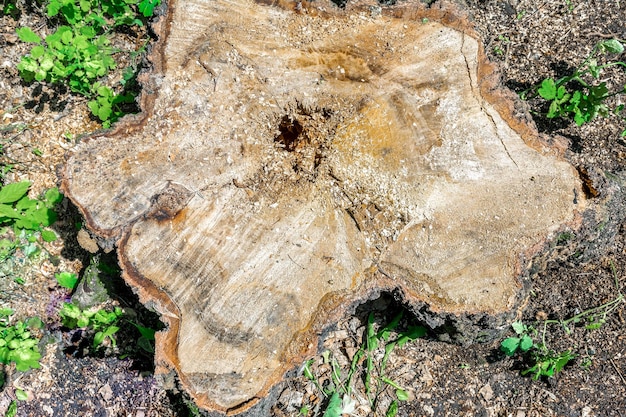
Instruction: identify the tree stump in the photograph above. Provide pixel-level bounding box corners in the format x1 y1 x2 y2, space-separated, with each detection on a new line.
61 0 585 413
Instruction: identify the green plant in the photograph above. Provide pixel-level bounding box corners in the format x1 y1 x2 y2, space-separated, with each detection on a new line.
128 321 155 353
0 182 62 262
2 387 27 417
88 82 136 126
0 308 43 372
493 34 510 58
0 182 60 232
0 0 19 17
501 266 624 379
501 322 575 380
303 311 426 417
15 0 159 127
524 39 626 135
4 400 17 417
55 271 78 290
59 303 124 348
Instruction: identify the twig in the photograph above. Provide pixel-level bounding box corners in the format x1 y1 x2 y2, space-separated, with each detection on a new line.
610 358 626 385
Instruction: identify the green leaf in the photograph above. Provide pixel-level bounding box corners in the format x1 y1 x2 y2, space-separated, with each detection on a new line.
511 321 526 334
585 322 603 330
537 78 557 100
79 25 96 38
554 351 575 373
30 45 45 59
571 90 582 105
396 389 409 401
15 389 28 401
44 188 63 206
366 312 378 351
27 206 57 227
77 316 90 328
519 334 534 352
377 312 403 341
138 0 159 17
137 336 154 353
601 39 624 54
93 331 105 347
34 69 48 82
589 60 600 78
0 308 14 316
397 325 426 347
61 29 73 45
5 400 16 417
60 303 80 320
574 111 587 126
41 229 57 242
46 0 62 16
39 55 54 72
26 317 43 329
16 27 41 43
547 100 561 118
322 392 342 417
386 400 399 417
21 242 39 257
55 271 78 290
132 323 155 341
500 337 520 356
590 82 609 101
0 204 20 219
0 181 30 204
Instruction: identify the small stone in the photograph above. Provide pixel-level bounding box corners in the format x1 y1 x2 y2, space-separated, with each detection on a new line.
581 406 594 417
479 384 494 402
418 363 434 387
98 383 113 401
422 404 435 417
277 389 304 412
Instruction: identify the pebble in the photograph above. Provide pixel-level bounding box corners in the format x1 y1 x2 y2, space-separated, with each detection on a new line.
479 383 494 401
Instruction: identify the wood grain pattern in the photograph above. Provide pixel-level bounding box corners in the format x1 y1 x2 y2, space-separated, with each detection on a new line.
61 0 585 413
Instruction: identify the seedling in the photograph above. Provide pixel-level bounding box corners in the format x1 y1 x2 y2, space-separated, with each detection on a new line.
502 321 576 380
523 39 626 135
59 303 124 348
502 263 624 379
302 311 426 417
492 35 510 58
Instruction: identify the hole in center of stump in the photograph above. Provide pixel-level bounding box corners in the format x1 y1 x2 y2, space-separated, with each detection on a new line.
275 115 304 152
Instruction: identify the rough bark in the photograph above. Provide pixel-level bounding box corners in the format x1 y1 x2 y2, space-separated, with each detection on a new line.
61 0 585 413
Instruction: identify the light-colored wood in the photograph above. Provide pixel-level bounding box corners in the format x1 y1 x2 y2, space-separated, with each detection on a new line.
61 0 584 413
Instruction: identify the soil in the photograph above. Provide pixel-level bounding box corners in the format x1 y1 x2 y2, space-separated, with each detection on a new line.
1 0 625 417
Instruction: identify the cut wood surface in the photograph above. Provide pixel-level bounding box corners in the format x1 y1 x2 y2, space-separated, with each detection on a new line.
61 0 585 413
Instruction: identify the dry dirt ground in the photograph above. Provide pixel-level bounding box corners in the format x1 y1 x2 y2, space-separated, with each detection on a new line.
1 0 626 416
